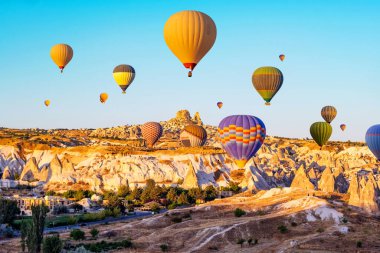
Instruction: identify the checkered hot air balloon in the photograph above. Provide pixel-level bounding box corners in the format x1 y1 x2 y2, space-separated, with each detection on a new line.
218 115 266 169
141 122 163 148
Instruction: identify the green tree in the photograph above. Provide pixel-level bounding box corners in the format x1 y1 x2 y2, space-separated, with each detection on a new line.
0 198 20 225
42 234 62 253
188 188 203 203
20 220 29 252
70 229 85 240
234 208 246 217
117 184 130 198
74 190 84 201
166 188 177 203
177 192 189 205
127 187 142 202
26 203 49 253
237 239 245 248
90 228 99 238
45 190 55 196
204 185 217 201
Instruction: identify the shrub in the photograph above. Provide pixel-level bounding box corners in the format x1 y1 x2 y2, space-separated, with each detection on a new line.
341 217 348 223
234 208 246 217
291 222 298 227
237 238 245 248
90 228 99 238
160 244 169 252
42 235 62 253
171 217 182 223
208 245 218 250
356 241 362 248
105 230 117 239
317 227 325 233
70 229 85 240
277 225 288 233
80 239 132 252
168 203 177 210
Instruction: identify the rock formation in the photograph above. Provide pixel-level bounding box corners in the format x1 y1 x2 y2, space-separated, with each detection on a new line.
182 162 199 189
291 165 315 190
20 157 40 181
318 167 335 192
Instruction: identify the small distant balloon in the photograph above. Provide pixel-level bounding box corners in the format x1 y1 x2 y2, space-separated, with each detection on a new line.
252 66 284 105
100 93 108 103
279 54 285 61
50 44 73 73
113 65 135 94
44 100 50 107
321 106 337 123
217 102 223 109
340 124 346 131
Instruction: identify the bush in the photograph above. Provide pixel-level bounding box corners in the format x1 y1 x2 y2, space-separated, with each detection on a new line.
160 244 169 252
70 229 85 240
356 241 362 248
291 222 298 227
79 239 132 252
105 230 117 239
317 227 325 233
170 217 182 223
90 228 99 238
277 225 288 234
234 208 246 217
168 203 177 210
237 238 245 248
43 235 62 253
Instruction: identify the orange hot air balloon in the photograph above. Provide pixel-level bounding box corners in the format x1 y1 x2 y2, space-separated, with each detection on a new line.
217 102 223 109
44 100 50 107
50 44 73 73
100 93 108 103
164 10 217 77
279 54 285 61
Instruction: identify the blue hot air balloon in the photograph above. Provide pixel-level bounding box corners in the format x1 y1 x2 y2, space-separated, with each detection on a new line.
365 124 380 161
218 115 266 168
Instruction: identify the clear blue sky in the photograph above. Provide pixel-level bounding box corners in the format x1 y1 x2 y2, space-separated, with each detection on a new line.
0 0 379 141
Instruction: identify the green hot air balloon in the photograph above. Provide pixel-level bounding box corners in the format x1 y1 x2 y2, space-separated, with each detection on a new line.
252 66 283 105
310 122 332 149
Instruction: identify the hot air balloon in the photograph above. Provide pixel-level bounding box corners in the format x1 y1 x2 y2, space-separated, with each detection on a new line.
113 65 135 94
310 122 332 149
50 44 73 73
180 125 207 147
44 100 50 107
321 106 337 123
164 10 217 77
141 122 163 148
365 125 380 161
279 54 285 61
340 124 346 131
252 67 283 105
217 102 223 109
218 115 266 169
100 93 108 103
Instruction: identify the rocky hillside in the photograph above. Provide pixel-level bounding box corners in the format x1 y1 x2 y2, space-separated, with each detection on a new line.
0 110 379 213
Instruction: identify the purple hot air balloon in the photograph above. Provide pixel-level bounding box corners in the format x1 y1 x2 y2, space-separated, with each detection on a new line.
218 115 266 168
365 124 380 161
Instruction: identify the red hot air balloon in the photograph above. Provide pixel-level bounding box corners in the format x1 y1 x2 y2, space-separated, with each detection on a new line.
141 122 163 148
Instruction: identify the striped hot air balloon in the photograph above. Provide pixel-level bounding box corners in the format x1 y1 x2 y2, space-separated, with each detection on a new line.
321 106 337 123
217 102 223 109
252 67 283 105
164 10 217 77
340 124 346 131
50 44 73 73
365 124 380 161
310 122 332 149
100 93 108 103
141 122 163 148
113 65 135 94
218 115 266 169
180 125 207 147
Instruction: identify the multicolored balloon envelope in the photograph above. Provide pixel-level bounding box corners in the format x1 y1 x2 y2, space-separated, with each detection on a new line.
340 124 346 131
218 115 266 169
164 10 217 77
310 122 332 148
217 102 223 109
252 67 283 105
50 44 73 73
365 124 380 160
113 64 135 93
180 125 207 147
321 106 337 123
100 93 108 103
141 122 163 148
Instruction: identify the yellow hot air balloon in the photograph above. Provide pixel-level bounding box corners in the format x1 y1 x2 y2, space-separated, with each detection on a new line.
164 10 217 77
50 44 73 73
44 100 50 107
100 93 108 103
112 65 135 94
